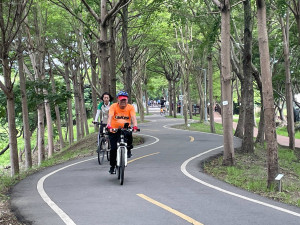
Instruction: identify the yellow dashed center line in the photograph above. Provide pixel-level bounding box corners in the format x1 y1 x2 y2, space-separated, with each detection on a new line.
137 194 204 225
128 152 160 164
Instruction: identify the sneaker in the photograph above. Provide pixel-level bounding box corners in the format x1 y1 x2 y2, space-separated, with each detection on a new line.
109 166 116 174
127 150 132 158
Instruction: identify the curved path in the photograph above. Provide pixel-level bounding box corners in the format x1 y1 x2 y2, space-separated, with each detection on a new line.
11 113 300 225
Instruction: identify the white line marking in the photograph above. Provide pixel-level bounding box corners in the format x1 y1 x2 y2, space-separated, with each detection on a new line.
181 146 300 218
165 124 300 217
37 133 159 225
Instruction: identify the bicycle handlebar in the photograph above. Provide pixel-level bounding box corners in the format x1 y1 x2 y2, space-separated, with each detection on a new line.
111 127 140 133
92 121 107 127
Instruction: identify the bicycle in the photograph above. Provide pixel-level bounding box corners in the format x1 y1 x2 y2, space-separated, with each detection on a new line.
93 121 110 165
112 123 140 185
160 107 167 116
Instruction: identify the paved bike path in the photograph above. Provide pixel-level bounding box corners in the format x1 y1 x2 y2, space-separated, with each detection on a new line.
11 115 300 225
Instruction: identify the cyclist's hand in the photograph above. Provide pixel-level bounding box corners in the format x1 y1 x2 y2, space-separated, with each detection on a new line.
133 126 138 133
107 124 113 132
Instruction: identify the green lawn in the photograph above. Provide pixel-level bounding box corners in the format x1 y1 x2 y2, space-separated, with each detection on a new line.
232 117 300 139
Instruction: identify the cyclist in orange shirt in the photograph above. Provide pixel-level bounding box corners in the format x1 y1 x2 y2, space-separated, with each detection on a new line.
106 91 138 174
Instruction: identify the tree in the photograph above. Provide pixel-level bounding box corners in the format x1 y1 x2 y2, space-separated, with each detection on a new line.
208 54 215 133
256 0 278 188
0 0 31 175
24 2 50 163
175 25 194 126
80 0 129 94
241 0 254 153
278 7 295 150
212 0 235 166
17 3 32 169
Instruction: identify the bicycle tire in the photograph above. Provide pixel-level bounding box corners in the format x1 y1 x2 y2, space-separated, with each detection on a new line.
117 147 122 179
117 166 120 179
97 139 105 165
106 150 110 161
106 138 110 161
120 147 125 185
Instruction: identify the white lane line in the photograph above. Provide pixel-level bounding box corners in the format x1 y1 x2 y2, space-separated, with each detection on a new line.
37 133 159 225
159 122 299 217
181 146 300 218
167 123 300 217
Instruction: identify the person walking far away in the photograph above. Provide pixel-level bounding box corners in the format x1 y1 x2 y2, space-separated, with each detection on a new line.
106 91 138 174
93 92 114 135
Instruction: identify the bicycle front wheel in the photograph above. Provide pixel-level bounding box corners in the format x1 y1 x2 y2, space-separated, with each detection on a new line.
119 148 125 185
97 139 105 165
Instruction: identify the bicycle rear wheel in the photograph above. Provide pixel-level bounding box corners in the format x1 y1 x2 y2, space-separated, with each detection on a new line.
97 139 105 165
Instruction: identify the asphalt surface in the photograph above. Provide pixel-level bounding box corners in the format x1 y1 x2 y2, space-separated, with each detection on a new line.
11 111 300 225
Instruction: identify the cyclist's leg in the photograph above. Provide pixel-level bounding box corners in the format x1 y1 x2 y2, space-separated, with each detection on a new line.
108 133 118 173
125 131 133 158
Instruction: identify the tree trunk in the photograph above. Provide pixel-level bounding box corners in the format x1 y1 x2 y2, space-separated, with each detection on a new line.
37 103 45 165
168 80 173 116
72 67 82 141
99 0 110 93
135 67 145 122
2 56 19 174
7 94 19 175
242 0 254 153
172 80 177 118
90 39 98 121
79 73 89 135
50 74 65 150
44 89 54 157
188 83 192 119
64 62 74 144
17 31 32 169
208 54 215 133
253 68 264 145
256 0 278 188
234 81 245 138
220 0 234 165
280 14 295 150
109 16 117 98
122 1 133 103
181 63 189 126
196 72 204 122
42 71 54 157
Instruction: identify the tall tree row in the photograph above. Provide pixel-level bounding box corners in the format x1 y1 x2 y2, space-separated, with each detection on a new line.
1 1 299 189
